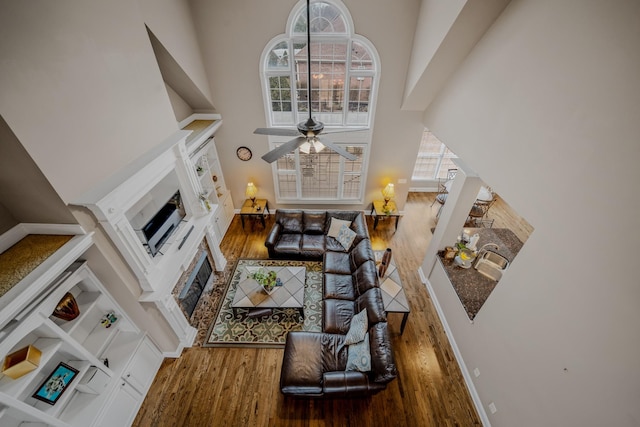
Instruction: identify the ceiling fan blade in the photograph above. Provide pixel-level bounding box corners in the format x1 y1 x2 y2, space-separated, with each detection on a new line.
261 136 307 163
321 128 367 135
254 128 301 137
317 137 358 161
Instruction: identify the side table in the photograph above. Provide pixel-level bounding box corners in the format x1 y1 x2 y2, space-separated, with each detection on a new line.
240 199 270 230
375 251 410 334
370 200 401 230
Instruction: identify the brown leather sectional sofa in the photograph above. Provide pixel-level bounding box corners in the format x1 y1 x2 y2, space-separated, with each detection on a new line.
271 210 398 397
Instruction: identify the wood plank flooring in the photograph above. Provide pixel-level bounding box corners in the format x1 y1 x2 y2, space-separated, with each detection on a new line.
133 193 525 427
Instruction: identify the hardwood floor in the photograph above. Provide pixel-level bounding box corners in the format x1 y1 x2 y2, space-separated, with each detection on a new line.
133 193 493 427
486 195 533 244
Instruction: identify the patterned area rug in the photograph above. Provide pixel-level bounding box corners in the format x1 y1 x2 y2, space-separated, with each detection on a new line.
204 259 323 348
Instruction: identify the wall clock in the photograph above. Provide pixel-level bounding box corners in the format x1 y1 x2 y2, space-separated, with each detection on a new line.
236 146 252 161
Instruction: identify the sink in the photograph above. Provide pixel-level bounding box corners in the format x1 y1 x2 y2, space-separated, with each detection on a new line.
473 250 509 281
475 262 503 281
476 250 509 270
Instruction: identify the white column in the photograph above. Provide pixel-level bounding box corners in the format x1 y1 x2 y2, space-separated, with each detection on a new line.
205 224 227 272
421 161 483 277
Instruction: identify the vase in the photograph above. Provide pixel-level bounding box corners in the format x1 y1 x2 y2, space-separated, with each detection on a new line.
2 345 42 379
262 284 277 295
52 292 80 321
378 248 393 278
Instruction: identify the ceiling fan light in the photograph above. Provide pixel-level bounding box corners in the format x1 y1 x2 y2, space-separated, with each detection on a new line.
312 140 325 153
299 141 311 154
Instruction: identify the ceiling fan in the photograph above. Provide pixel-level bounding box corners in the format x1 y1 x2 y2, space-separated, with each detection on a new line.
254 0 364 163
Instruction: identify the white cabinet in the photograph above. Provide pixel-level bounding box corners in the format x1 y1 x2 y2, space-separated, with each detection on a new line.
0 262 162 427
213 192 233 240
97 381 139 427
120 337 162 395
95 336 162 427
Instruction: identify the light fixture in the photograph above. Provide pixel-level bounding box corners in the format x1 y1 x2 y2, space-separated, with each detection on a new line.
298 138 325 154
382 183 395 206
245 182 258 206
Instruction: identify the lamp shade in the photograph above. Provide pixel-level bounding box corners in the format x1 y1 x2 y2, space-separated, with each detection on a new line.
245 182 258 199
382 183 395 201
299 139 325 154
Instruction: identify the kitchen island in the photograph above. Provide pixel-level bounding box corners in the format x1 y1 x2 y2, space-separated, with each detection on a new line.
438 228 524 320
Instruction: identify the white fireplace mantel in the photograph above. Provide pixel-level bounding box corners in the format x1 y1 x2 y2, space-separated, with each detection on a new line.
72 126 228 354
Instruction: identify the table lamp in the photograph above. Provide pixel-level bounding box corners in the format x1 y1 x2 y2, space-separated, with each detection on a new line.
382 183 395 207
245 182 258 207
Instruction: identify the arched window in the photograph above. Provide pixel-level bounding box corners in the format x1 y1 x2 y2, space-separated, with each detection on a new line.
260 0 379 202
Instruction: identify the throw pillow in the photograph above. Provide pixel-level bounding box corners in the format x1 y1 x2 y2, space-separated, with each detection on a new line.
346 333 371 372
344 308 368 345
327 217 351 238
336 224 356 251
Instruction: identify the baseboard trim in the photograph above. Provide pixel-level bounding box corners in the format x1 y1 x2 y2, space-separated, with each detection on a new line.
417 266 491 427
408 186 438 192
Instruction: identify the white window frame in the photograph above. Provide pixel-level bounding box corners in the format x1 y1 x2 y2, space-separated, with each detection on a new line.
259 0 380 203
274 144 368 204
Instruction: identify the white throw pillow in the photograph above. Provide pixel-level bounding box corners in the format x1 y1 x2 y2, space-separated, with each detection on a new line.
327 217 352 238
344 308 368 345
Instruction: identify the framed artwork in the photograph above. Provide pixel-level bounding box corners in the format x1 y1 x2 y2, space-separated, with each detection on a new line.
32 362 79 405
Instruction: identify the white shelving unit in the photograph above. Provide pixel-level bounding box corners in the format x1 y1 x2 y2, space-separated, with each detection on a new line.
183 114 234 241
194 138 234 239
0 261 162 427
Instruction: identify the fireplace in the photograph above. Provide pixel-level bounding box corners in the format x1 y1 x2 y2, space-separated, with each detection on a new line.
177 249 213 318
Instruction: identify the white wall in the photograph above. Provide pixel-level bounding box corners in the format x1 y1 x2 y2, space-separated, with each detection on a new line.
0 0 178 203
166 83 194 122
402 0 511 111
139 0 214 108
190 0 424 210
423 0 640 425
0 203 17 235
403 0 466 100
0 116 77 227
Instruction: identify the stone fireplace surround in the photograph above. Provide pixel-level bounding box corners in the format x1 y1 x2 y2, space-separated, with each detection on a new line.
173 239 216 320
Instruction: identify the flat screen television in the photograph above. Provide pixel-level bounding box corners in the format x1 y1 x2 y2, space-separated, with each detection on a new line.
142 191 185 257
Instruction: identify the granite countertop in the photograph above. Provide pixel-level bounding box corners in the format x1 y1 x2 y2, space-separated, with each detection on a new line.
438 228 524 320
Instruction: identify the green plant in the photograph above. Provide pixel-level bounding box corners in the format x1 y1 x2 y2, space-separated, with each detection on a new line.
251 269 278 292
455 242 467 250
